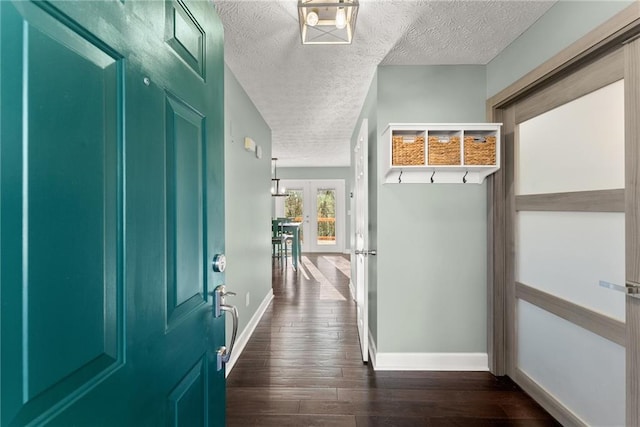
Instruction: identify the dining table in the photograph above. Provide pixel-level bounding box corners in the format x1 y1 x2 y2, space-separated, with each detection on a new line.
281 222 302 270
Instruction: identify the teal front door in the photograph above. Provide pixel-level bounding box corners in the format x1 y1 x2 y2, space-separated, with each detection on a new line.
0 1 227 425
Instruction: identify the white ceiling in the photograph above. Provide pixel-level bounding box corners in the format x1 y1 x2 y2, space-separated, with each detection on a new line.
215 0 556 167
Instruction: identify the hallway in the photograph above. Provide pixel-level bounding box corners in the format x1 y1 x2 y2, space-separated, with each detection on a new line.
226 254 558 426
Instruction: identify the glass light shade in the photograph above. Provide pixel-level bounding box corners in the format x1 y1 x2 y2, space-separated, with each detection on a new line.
298 0 359 45
335 8 346 29
306 10 319 26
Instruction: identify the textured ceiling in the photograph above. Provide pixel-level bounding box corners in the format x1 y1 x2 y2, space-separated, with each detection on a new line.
215 0 556 167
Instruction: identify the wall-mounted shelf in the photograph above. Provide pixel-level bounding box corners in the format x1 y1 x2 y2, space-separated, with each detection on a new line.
382 123 502 184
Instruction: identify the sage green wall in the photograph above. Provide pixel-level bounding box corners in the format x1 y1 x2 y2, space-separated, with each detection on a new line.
224 64 272 343
350 71 379 347
487 0 632 97
376 66 488 353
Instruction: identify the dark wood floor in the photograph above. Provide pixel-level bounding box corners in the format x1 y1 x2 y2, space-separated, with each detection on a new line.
226 254 559 426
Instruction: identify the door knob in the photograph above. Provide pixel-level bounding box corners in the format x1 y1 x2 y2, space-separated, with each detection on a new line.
212 254 226 273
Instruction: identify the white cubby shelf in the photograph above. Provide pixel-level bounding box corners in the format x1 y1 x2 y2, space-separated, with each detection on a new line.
382 123 502 184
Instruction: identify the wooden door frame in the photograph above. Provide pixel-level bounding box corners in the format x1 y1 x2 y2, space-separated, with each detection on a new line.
486 3 640 425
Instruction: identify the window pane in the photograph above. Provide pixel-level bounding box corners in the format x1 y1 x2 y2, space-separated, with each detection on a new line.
285 189 304 243
317 189 335 246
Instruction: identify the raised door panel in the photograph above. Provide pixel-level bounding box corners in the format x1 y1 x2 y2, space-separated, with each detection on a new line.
0 2 124 425
166 93 207 330
168 356 209 426
165 0 205 78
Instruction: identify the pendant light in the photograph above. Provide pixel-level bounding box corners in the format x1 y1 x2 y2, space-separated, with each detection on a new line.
271 158 287 197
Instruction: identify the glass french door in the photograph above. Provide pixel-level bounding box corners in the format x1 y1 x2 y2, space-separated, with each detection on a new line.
316 187 337 249
275 180 345 253
284 188 305 247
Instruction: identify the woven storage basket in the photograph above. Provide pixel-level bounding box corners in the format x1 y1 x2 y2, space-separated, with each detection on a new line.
464 136 496 165
428 135 461 165
392 135 425 166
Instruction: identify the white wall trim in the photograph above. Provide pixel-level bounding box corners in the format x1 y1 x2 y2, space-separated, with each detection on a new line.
225 289 274 377
372 352 489 371
368 328 377 369
349 281 356 301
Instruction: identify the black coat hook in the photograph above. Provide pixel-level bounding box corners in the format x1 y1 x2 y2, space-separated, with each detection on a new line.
462 171 468 184
398 170 403 183
430 171 435 183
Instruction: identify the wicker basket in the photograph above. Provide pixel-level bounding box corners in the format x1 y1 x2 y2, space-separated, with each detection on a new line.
428 135 461 165
464 135 496 165
392 135 425 166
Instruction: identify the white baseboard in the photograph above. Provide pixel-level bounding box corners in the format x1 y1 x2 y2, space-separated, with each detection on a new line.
225 288 274 377
372 351 489 371
368 329 486 371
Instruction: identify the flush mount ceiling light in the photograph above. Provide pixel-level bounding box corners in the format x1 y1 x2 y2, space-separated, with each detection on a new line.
298 0 359 45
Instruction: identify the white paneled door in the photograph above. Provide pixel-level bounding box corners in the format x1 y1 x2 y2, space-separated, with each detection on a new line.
353 119 369 363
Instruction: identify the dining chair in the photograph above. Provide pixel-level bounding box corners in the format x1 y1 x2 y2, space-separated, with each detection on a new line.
272 219 292 267
276 217 295 258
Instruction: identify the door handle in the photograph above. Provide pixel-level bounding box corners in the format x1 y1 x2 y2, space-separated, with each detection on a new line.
212 285 239 371
355 249 376 256
216 304 238 371
599 280 640 299
627 280 640 296
212 284 236 317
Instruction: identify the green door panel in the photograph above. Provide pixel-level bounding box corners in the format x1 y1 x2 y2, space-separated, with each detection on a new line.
168 356 209 426
166 93 207 329
26 19 121 403
0 0 226 425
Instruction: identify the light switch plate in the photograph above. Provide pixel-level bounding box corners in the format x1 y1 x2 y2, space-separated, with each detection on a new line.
255 145 262 159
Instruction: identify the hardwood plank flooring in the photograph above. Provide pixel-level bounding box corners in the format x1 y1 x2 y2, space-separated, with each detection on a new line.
226 254 558 426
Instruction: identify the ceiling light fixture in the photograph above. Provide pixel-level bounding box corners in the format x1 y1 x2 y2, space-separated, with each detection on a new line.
271 158 287 197
298 0 359 45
